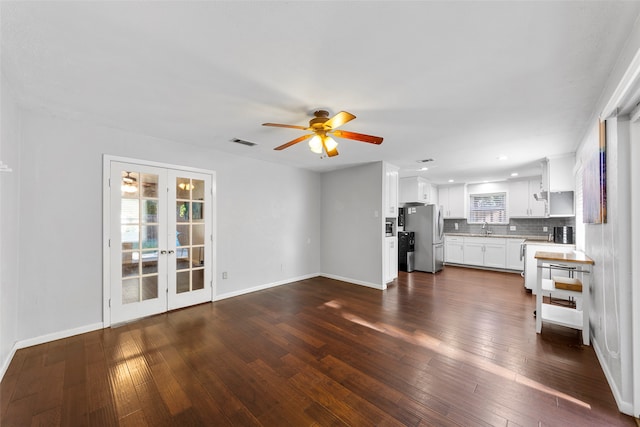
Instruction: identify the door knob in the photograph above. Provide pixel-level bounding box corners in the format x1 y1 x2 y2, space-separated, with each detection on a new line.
160 250 167 254
168 250 175 254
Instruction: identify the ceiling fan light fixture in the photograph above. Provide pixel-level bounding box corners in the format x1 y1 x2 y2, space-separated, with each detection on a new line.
121 183 137 193
121 172 138 193
309 135 323 154
323 135 338 152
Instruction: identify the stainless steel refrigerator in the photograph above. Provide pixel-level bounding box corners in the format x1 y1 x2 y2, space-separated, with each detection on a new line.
404 204 444 273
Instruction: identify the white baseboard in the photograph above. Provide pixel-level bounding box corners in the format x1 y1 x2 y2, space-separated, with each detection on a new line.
0 322 104 382
320 273 385 290
214 273 320 301
592 335 634 415
0 342 19 381
16 322 104 350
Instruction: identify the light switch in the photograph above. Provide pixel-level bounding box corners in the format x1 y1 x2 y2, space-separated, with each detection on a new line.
510 225 516 231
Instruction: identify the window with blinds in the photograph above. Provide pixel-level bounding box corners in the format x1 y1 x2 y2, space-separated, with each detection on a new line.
468 192 508 224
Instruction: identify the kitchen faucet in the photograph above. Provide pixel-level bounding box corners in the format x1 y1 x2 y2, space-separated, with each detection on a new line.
482 222 491 235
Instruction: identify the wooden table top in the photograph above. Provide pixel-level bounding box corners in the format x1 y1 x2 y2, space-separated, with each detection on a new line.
534 250 594 264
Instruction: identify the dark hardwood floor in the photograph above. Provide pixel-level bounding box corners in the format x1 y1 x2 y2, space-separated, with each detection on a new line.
1 267 636 426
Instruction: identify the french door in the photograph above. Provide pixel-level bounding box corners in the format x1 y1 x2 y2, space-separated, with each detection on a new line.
107 159 214 325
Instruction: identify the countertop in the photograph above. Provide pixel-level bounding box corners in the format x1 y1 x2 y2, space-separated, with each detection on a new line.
534 250 594 264
444 233 575 245
445 233 545 240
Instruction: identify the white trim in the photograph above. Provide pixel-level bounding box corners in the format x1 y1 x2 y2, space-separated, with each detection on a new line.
103 154 215 175
214 273 320 301
0 342 18 381
102 154 217 327
102 157 111 326
16 322 104 350
1 322 104 381
320 273 386 290
602 47 640 119
593 336 634 415
630 113 640 419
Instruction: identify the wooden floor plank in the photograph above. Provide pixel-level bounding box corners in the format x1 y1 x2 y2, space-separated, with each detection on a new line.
1 267 637 426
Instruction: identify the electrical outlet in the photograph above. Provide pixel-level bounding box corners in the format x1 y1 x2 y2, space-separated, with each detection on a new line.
454 222 459 230
543 226 548 232
510 225 516 231
222 272 228 279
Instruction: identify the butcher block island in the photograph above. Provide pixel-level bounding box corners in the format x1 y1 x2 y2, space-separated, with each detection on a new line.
534 251 594 345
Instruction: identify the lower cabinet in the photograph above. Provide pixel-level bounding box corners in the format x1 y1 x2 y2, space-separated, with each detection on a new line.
384 236 398 283
506 239 525 270
463 237 506 269
444 236 524 271
444 236 464 264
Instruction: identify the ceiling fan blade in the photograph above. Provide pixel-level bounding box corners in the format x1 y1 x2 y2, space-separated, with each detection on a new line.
323 111 356 130
321 139 339 157
332 130 383 145
263 122 308 130
273 133 313 151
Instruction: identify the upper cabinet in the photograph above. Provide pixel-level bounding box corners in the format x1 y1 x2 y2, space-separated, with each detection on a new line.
383 163 399 218
508 177 547 218
399 177 433 204
548 154 575 191
547 154 576 217
438 184 467 218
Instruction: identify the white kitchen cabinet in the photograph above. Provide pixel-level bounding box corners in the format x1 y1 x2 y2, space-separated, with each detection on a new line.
524 242 576 291
384 163 399 218
546 155 576 217
444 235 464 264
384 236 398 283
400 177 431 204
463 237 506 268
506 239 525 270
438 184 467 218
484 242 507 268
463 241 485 266
548 154 575 192
508 177 546 218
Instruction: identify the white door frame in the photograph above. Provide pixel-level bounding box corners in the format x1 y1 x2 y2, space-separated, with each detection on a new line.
102 155 217 327
602 47 640 419
631 115 640 419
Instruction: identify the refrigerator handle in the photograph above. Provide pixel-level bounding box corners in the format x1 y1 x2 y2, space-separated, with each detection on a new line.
520 243 525 261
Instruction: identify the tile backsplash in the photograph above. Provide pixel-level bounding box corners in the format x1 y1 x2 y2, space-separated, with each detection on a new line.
443 217 575 238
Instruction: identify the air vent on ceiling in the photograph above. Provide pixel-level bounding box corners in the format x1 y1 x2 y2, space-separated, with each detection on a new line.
231 138 257 147
417 158 435 163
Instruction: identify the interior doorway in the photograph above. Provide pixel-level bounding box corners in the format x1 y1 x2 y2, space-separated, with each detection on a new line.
103 156 216 325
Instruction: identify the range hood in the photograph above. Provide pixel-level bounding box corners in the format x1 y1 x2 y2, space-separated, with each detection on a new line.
533 190 548 201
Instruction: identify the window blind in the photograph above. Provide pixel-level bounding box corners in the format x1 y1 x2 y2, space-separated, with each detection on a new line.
468 193 507 224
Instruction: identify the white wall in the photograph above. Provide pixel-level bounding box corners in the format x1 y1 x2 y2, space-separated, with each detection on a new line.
13 110 321 344
320 162 384 289
573 21 640 413
0 69 22 376
577 118 633 412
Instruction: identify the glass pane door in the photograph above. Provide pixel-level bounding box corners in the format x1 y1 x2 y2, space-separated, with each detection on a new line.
110 162 167 324
168 170 212 310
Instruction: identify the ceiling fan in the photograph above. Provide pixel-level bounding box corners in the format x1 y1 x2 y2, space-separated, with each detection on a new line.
262 110 383 157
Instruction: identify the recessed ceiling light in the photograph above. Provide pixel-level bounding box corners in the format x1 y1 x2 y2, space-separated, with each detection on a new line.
511 172 519 177
448 179 454 183
483 180 489 183
418 167 428 171
497 155 508 161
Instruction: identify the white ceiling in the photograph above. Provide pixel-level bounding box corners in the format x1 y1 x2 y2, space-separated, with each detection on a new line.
2 1 640 184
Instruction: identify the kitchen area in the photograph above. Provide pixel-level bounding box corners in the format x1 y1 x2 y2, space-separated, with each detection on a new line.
389 154 580 297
